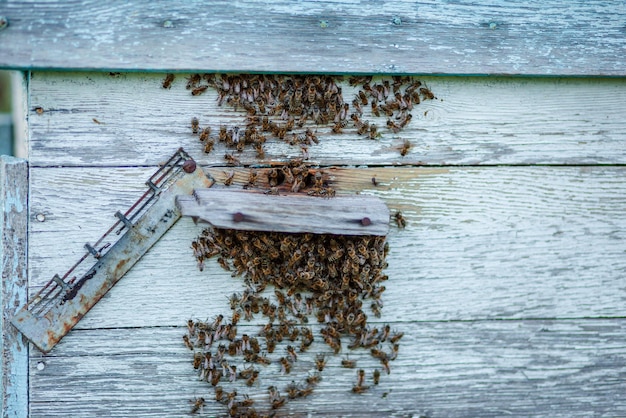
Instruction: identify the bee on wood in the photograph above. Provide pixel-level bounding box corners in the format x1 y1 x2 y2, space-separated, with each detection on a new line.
399 139 412 156
190 397 205 414
286 381 299 399
191 117 200 134
341 357 357 368
315 353 327 371
186 74 201 90
255 143 265 159
298 385 314 398
247 169 258 187
246 370 260 386
224 153 241 166
286 345 298 362
223 170 236 186
373 369 381 385
306 372 322 385
389 330 404 344
331 121 344 134
394 211 407 228
215 386 224 402
386 119 401 133
358 90 369 106
349 76 373 86
191 85 209 96
182 335 194 350
199 126 211 142
269 386 286 409
398 113 413 129
218 125 228 142
238 394 255 408
204 138 215 154
162 73 175 89
420 86 435 100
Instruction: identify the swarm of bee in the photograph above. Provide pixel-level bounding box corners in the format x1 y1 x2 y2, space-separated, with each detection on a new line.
169 73 435 159
185 229 402 416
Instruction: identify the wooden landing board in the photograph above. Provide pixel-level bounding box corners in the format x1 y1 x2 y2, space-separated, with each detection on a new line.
177 189 390 236
1 1 625 75
27 166 626 328
26 72 626 167
27 320 626 417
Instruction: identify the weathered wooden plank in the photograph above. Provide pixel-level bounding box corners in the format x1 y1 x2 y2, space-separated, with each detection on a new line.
28 319 626 417
26 166 626 329
27 72 626 167
0 156 28 418
1 1 625 75
178 189 390 236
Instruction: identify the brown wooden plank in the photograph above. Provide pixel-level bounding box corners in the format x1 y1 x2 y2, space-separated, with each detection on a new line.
178 188 389 236
28 320 626 417
27 72 626 167
1 1 625 75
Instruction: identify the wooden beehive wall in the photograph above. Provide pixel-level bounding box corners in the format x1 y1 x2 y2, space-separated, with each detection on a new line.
2 1 626 417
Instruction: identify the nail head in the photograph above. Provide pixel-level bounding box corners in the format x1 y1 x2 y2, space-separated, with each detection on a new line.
361 217 372 226
182 160 196 173
233 212 245 223
36 213 46 222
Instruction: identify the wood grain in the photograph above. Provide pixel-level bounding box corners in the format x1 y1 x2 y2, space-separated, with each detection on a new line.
1 156 29 418
26 165 626 330
27 72 626 167
178 189 390 236
28 320 626 417
1 1 625 75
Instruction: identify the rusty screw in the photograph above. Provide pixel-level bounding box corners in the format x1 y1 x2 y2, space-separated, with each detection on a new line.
182 160 196 173
361 217 372 226
233 212 245 223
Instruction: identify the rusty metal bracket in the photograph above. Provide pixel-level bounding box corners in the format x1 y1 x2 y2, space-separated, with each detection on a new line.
11 148 214 353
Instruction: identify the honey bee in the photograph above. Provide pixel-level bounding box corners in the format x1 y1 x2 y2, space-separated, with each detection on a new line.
370 369 380 386
219 125 228 142
186 74 201 90
162 73 175 89
298 385 314 398
306 372 322 385
246 370 260 386
247 169 258 187
386 119 401 133
191 85 209 96
389 330 404 343
224 153 241 166
394 211 407 228
223 170 235 186
398 113 413 129
420 86 435 100
286 345 298 362
341 357 357 368
198 126 211 142
182 335 194 350
315 354 327 371
255 143 265 159
190 397 205 414
286 381 299 399
215 386 224 402
269 386 286 409
191 117 200 134
399 139 412 156
203 139 215 154
331 122 344 134
238 394 255 408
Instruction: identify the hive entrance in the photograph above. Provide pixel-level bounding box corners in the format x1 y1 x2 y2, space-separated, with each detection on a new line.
184 227 402 416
